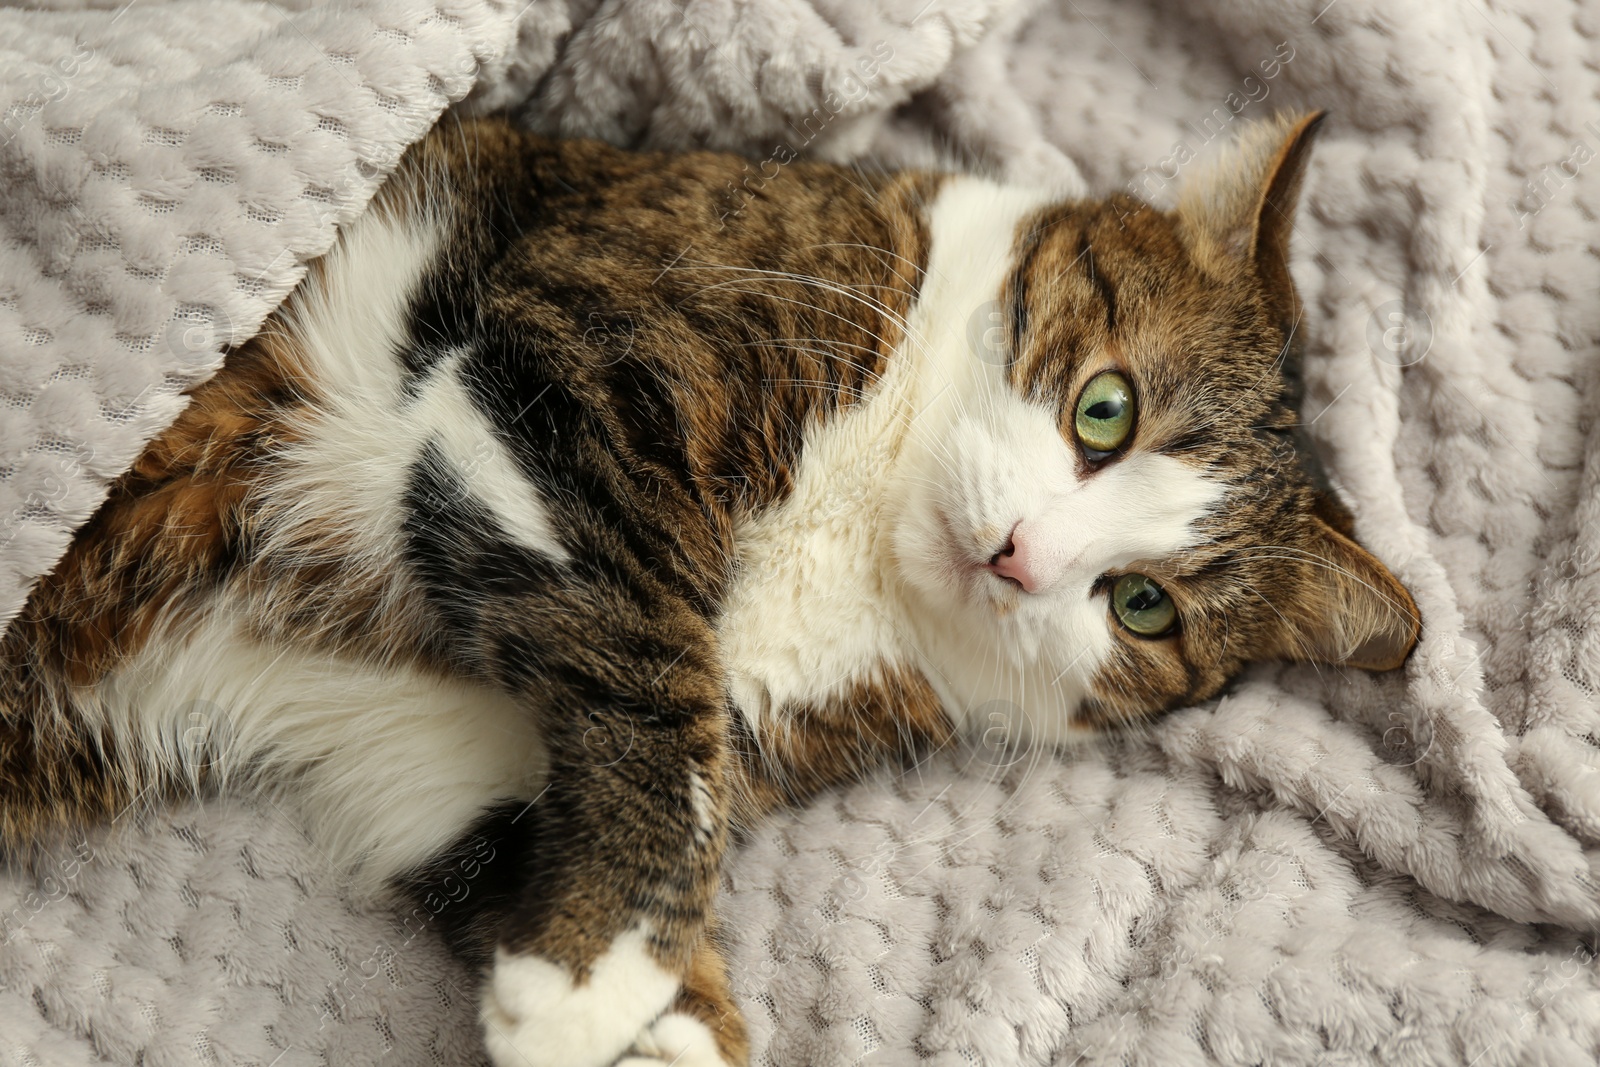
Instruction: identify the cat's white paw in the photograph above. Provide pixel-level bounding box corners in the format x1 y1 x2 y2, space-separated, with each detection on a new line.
480 927 679 1067
616 1011 729 1066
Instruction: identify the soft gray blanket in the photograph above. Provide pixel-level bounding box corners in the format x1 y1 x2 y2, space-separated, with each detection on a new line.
4 0 1600 1064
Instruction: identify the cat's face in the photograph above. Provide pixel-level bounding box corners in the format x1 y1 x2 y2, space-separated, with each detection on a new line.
889 114 1420 734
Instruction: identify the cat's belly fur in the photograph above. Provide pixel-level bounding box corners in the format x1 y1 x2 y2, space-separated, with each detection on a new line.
92 448 906 893
91 380 919 891
86 178 1058 892
92 402 916 892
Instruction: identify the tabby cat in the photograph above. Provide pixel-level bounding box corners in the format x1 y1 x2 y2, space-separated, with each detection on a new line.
0 110 1419 1065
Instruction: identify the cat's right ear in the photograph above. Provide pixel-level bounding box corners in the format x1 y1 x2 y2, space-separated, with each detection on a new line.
1266 514 1422 672
1177 110 1327 327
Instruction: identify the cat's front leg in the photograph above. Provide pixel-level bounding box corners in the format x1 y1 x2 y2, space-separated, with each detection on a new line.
476 618 744 1067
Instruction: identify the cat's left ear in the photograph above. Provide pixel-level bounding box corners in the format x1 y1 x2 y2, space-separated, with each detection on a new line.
1178 110 1327 326
1269 512 1421 671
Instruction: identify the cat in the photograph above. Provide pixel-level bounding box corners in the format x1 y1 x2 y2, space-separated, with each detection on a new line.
0 110 1419 1066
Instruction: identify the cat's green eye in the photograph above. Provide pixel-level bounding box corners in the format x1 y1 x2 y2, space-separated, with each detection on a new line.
1074 372 1135 457
1111 573 1178 637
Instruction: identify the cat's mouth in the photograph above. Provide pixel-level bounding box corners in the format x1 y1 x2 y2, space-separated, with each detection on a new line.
934 508 1025 608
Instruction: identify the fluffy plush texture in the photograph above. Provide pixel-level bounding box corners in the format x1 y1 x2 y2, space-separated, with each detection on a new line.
2 0 1600 1064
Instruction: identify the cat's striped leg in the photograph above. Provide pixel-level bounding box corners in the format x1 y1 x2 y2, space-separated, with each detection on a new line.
477 689 738 1067
393 349 747 1064
410 806 749 1066
458 593 740 1067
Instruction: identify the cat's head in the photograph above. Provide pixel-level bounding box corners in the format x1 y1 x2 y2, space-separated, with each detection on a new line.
889 112 1420 735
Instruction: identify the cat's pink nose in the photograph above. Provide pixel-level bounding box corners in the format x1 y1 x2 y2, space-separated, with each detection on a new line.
984 524 1037 592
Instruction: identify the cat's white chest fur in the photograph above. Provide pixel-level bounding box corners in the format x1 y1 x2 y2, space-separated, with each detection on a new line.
715 344 920 732
717 177 1077 741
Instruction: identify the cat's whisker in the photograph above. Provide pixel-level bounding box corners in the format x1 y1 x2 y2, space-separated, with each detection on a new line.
740 337 886 363
1213 547 1419 621
807 242 925 289
688 283 913 368
671 262 913 329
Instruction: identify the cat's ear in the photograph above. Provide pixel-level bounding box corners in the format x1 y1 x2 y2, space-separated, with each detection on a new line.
1178 111 1326 323
1268 512 1421 671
